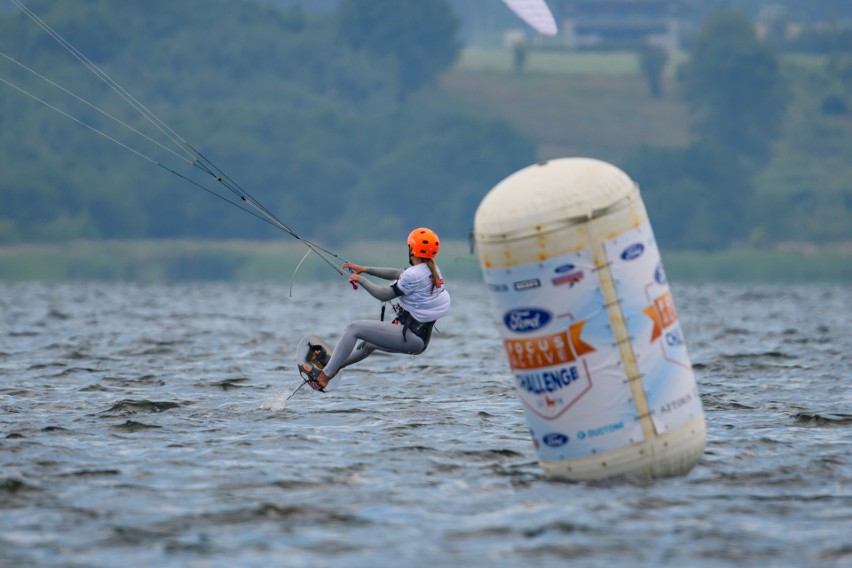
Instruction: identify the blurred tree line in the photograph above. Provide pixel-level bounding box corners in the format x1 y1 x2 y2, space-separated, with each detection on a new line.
1 1 850 251
626 11 852 249
0 0 535 244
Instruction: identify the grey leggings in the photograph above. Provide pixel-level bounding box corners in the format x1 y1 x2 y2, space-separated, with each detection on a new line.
323 319 425 378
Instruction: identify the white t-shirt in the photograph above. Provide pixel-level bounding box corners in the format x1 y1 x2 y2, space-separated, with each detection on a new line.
394 263 451 323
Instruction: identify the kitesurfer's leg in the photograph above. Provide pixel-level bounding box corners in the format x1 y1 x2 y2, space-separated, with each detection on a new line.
318 320 425 385
335 339 377 369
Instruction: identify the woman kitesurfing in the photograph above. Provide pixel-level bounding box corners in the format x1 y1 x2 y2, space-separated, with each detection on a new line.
298 227 451 392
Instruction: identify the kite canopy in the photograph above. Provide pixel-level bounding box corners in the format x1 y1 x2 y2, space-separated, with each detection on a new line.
502 0 558 36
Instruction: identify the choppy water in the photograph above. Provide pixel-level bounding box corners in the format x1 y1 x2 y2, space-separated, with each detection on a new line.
1 281 850 567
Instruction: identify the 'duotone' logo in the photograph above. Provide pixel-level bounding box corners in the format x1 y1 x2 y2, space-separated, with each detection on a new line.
503 307 552 333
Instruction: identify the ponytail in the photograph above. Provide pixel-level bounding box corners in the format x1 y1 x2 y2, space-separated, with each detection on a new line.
425 258 444 292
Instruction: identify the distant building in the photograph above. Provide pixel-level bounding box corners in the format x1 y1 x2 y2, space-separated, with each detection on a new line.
554 0 684 50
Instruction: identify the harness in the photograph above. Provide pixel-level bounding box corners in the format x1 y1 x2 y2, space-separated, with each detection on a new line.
391 304 435 348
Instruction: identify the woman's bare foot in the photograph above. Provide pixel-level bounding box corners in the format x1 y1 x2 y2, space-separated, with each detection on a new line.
313 369 330 389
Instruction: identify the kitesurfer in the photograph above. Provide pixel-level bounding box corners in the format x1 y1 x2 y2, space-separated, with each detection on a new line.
298 227 451 392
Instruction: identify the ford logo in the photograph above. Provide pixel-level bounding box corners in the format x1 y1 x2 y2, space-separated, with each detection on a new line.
621 243 645 261
503 307 552 333
554 263 575 273
542 432 569 447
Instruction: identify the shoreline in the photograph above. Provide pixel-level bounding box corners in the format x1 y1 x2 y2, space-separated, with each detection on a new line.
0 239 849 284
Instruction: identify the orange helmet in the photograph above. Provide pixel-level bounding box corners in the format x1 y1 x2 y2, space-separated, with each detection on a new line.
407 227 440 259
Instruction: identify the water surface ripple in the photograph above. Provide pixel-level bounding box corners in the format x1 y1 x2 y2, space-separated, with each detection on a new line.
1 282 850 567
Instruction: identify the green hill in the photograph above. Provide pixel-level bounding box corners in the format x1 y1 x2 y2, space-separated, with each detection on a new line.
435 49 690 164
0 1 850 268
435 48 852 248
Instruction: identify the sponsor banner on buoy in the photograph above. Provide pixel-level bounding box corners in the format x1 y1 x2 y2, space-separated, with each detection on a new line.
482 249 644 461
605 221 704 434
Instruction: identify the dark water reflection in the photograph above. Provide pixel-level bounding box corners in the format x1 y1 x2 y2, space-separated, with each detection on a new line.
0 282 850 567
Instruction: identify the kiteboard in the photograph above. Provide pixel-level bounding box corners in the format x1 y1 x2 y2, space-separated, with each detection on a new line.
295 335 342 391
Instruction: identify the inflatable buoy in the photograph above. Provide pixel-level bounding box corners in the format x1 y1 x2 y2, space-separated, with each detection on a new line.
474 157 705 481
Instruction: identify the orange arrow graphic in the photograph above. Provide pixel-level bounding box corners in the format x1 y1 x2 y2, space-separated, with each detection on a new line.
569 319 595 357
644 290 678 343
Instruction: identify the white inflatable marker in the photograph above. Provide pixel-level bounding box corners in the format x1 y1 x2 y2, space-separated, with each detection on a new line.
474 158 705 481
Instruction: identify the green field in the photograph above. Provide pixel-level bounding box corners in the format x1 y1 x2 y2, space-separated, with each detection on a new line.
0 240 848 284
431 49 692 164
456 48 689 77
0 240 481 284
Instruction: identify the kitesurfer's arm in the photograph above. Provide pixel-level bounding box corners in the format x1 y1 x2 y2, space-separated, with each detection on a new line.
365 266 403 280
342 262 403 281
352 274 403 302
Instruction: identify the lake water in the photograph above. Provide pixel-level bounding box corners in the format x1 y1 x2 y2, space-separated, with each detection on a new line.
1 281 850 567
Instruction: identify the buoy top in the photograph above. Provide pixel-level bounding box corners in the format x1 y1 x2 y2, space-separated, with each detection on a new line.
474 157 637 240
